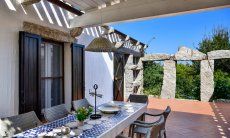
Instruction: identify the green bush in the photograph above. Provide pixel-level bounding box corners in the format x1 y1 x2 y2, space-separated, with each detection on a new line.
143 61 163 96
176 63 200 100
211 70 230 100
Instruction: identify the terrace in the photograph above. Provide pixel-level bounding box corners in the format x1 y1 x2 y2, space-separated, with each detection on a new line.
0 0 230 137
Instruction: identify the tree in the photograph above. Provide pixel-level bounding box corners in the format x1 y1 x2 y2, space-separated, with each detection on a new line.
176 62 200 100
198 28 230 72
143 61 163 96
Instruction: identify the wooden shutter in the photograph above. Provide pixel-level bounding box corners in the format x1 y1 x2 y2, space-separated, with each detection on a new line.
72 44 85 101
19 32 41 116
114 53 125 101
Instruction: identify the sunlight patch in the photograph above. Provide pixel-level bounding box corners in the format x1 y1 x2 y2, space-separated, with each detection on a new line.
49 3 62 26
90 27 95 37
20 4 27 14
33 4 43 21
41 0 53 24
5 0 16 11
94 27 99 37
59 7 69 28
85 28 90 35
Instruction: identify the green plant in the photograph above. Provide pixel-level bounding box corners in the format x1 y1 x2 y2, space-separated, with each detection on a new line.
176 63 200 100
143 61 163 96
75 107 93 121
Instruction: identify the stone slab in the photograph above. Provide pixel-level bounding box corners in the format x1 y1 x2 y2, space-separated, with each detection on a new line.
141 54 171 61
207 50 230 59
175 46 206 60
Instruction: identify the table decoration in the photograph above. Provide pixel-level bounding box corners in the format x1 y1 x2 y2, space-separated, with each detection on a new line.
75 106 93 126
61 126 71 135
89 84 103 119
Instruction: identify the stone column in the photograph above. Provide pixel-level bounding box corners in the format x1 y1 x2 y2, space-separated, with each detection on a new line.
161 60 176 99
200 60 214 102
124 55 134 99
136 59 143 94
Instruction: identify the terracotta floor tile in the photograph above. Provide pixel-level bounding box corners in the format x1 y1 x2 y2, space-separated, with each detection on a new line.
123 98 230 138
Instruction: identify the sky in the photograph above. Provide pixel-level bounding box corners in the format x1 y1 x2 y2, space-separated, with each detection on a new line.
111 8 230 54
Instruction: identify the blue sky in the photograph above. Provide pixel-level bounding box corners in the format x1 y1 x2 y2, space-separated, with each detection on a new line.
111 8 230 54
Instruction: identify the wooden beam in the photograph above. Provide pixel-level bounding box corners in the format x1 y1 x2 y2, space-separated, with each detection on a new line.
70 27 83 38
100 26 146 47
47 0 84 16
114 41 124 48
101 27 114 36
70 0 230 27
116 47 142 57
114 29 145 46
21 0 41 6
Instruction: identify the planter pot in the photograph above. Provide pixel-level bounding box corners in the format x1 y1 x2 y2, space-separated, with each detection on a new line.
78 121 84 126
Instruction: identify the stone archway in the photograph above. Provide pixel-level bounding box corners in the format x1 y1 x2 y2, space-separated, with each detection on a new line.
124 46 230 102
138 47 230 102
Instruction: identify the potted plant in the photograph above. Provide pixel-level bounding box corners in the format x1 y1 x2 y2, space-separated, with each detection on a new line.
75 107 93 126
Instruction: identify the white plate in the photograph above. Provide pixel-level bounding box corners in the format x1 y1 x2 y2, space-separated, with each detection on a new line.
124 104 132 107
98 105 120 114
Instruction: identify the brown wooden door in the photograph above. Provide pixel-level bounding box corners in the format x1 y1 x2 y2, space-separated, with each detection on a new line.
19 32 41 116
72 44 85 100
114 53 125 101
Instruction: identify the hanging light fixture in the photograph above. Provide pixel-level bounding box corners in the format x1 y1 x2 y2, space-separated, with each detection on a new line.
85 9 116 52
85 36 116 52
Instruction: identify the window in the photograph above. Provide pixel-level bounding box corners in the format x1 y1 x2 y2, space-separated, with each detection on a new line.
40 40 64 110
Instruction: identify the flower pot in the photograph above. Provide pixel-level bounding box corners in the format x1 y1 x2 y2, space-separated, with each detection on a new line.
78 121 84 126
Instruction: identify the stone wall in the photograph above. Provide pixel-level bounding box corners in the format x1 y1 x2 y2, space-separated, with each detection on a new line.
140 46 230 102
135 58 144 93
124 55 144 99
124 55 134 99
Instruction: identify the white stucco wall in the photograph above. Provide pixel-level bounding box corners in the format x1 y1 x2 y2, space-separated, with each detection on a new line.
0 1 114 117
77 33 114 106
0 1 70 117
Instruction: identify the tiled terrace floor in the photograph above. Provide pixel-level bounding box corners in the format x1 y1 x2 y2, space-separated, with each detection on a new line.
126 98 230 138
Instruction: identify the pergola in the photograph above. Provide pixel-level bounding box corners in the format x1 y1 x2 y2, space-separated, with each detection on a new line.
19 0 230 98
22 0 230 38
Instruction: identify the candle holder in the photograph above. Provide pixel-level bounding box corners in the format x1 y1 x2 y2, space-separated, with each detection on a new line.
89 84 102 119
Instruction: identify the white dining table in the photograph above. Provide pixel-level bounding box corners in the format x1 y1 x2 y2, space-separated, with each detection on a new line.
99 101 147 138
14 101 147 138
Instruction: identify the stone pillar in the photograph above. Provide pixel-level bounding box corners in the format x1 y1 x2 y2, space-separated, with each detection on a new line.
200 60 214 102
124 55 134 99
136 59 143 94
161 60 176 99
